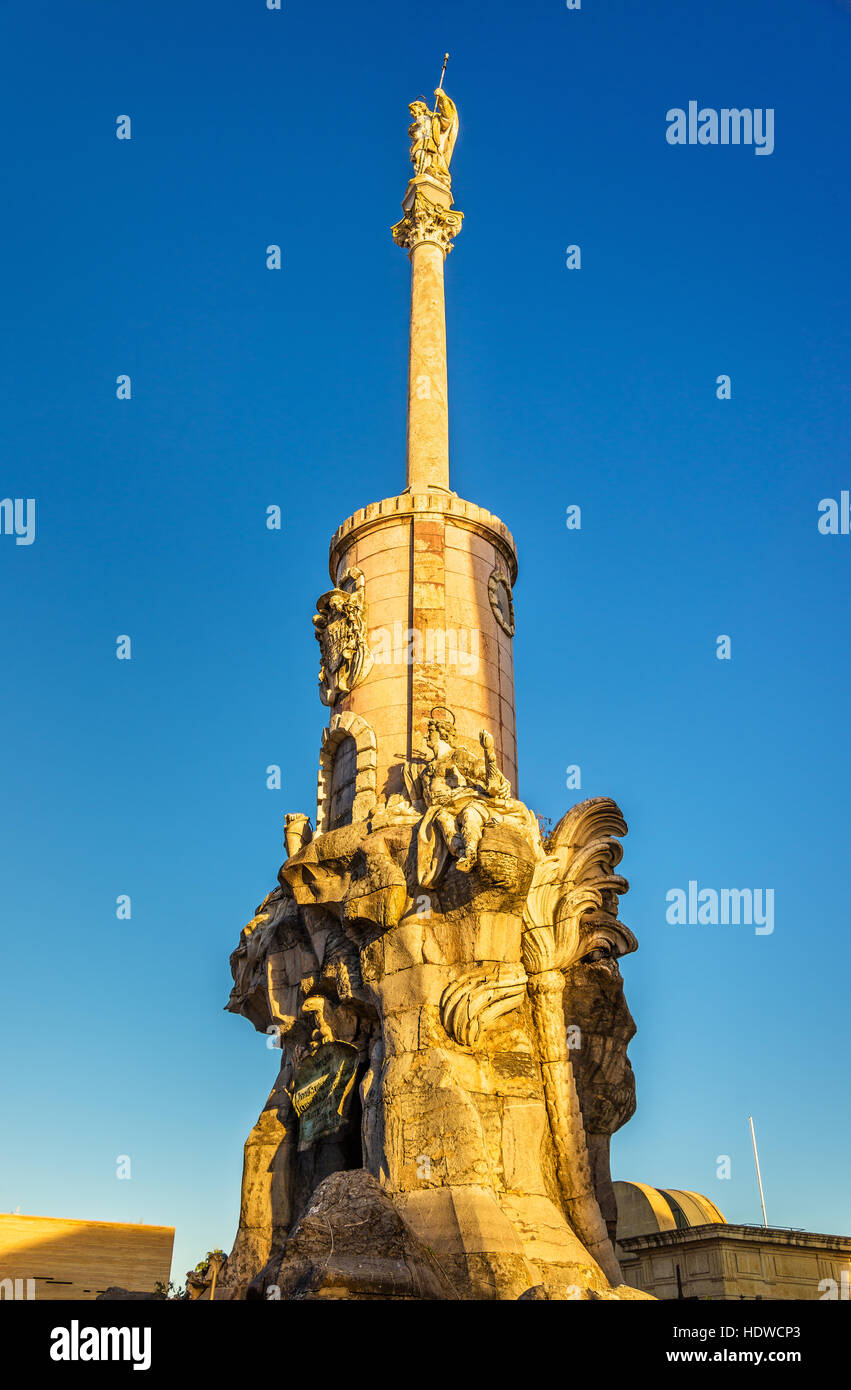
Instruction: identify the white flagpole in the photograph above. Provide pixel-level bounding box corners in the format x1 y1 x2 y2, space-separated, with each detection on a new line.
749 1115 768 1227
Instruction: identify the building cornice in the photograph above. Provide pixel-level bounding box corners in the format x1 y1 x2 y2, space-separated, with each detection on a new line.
618 1223 851 1252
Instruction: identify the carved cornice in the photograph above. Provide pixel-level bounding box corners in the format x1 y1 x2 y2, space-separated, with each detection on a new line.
328 491 518 586
392 193 464 255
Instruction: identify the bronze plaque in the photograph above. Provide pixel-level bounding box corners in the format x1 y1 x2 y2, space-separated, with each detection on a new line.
291 1042 360 1151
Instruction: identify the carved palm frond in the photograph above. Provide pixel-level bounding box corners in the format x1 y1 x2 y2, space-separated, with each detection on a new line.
550 797 628 850
439 964 528 1046
525 798 630 970
520 797 631 1288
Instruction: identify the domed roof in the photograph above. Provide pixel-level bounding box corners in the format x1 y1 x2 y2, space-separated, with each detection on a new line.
614 1181 726 1241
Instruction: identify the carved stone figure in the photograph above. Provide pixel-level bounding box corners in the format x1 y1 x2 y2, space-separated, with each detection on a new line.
312 567 373 706
404 711 539 885
408 89 459 185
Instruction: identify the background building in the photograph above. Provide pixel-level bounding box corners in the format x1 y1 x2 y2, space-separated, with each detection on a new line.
0 1213 174 1300
615 1182 851 1300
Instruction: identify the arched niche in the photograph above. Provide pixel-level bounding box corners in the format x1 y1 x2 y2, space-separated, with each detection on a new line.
316 712 378 834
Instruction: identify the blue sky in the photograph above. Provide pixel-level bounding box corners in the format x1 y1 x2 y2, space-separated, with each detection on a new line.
1 0 849 1284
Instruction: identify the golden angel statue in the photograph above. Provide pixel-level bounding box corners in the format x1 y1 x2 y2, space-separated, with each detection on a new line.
408 89 459 186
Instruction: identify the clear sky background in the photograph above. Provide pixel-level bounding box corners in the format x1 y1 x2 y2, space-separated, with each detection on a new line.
1 0 849 1286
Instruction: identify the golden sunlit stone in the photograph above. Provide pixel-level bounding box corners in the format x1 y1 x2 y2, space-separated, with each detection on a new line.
221 74 651 1302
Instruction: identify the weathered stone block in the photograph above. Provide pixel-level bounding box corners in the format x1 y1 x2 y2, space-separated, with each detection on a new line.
383 919 424 972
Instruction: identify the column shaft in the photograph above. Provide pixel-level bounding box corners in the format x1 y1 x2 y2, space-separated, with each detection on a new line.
406 241 450 493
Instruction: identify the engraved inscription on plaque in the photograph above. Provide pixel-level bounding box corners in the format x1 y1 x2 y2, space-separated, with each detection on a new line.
291 1041 360 1151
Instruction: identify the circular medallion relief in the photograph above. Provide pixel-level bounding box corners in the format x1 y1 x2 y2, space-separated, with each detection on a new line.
488 569 515 637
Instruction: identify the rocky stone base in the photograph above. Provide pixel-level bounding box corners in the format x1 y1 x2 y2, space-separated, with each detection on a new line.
216 1169 652 1301
241 1170 457 1300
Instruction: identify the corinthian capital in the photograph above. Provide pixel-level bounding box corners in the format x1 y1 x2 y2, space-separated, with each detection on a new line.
392 192 464 255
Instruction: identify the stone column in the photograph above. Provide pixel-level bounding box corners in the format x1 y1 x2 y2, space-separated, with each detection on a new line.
393 176 463 494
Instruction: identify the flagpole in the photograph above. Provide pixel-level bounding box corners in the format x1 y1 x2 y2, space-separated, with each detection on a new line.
749 1115 768 1227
